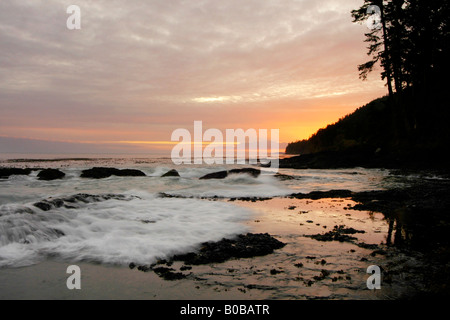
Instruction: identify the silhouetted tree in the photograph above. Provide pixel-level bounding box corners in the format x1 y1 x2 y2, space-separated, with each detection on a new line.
352 0 395 96
285 1 450 156
353 0 450 96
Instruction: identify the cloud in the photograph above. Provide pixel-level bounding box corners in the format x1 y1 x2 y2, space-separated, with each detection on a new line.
0 0 386 148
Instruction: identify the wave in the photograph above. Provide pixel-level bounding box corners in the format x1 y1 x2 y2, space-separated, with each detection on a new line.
162 173 293 198
0 192 252 268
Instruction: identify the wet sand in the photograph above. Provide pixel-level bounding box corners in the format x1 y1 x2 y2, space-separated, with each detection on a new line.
0 197 428 300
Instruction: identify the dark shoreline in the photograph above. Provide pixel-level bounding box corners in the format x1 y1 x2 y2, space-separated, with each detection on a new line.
280 148 450 174
160 176 450 298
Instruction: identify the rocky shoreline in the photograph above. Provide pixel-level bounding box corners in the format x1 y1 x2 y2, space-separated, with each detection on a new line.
2 163 450 298
155 177 450 297
131 233 286 281
280 148 450 172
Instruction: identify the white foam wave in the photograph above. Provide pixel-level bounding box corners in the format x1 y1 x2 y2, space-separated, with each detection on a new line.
0 194 252 268
163 173 293 198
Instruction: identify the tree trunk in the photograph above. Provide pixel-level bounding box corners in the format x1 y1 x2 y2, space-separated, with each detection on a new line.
380 2 394 96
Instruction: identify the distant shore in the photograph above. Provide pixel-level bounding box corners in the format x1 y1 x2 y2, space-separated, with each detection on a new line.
281 148 450 173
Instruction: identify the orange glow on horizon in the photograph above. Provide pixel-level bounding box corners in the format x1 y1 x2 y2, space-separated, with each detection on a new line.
113 141 241 145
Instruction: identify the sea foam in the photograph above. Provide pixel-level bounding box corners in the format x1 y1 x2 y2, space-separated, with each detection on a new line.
0 193 252 268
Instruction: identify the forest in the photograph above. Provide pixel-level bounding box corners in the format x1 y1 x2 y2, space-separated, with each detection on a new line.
286 0 450 163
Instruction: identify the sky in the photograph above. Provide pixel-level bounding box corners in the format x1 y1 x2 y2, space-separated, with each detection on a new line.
0 0 387 156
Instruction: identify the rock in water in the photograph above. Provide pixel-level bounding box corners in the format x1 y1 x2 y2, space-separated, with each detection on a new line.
33 193 139 211
37 169 65 181
172 233 285 265
0 168 32 178
114 169 146 177
199 170 228 180
161 169 180 177
80 167 146 179
199 168 261 180
274 173 296 181
80 167 118 179
228 168 261 177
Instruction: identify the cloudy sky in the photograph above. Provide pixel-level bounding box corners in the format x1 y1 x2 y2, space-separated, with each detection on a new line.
0 0 386 155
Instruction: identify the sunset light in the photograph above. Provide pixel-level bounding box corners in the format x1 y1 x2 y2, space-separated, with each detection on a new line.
1 0 449 305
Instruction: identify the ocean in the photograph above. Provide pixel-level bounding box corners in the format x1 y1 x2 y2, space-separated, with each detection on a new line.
0 154 409 270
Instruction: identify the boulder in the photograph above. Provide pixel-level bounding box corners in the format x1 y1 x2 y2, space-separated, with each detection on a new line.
33 193 139 211
199 168 261 180
161 169 180 177
228 168 261 177
0 168 32 178
199 170 228 180
37 169 65 181
80 167 117 179
80 167 146 179
114 169 146 177
274 173 296 181
171 233 285 265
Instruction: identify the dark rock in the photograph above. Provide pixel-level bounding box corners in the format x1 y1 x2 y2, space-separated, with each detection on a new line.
336 226 365 235
80 167 118 179
233 197 272 202
274 173 296 181
33 198 65 211
161 169 180 177
137 265 151 272
33 193 138 211
33 201 52 211
289 189 353 200
357 243 380 250
80 167 145 179
140 220 156 224
270 269 283 275
152 267 186 280
172 233 285 265
158 192 271 202
52 229 65 236
115 169 146 177
199 168 261 180
228 168 261 177
307 225 365 243
180 265 192 271
199 170 228 180
313 269 330 281
37 169 65 181
371 249 387 256
0 168 32 178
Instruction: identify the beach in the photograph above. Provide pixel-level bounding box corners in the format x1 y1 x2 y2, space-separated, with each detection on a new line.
1 157 450 300
2 173 443 300
0 197 388 300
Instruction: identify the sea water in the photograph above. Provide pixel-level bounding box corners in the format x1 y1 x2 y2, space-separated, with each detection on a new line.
0 155 410 269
